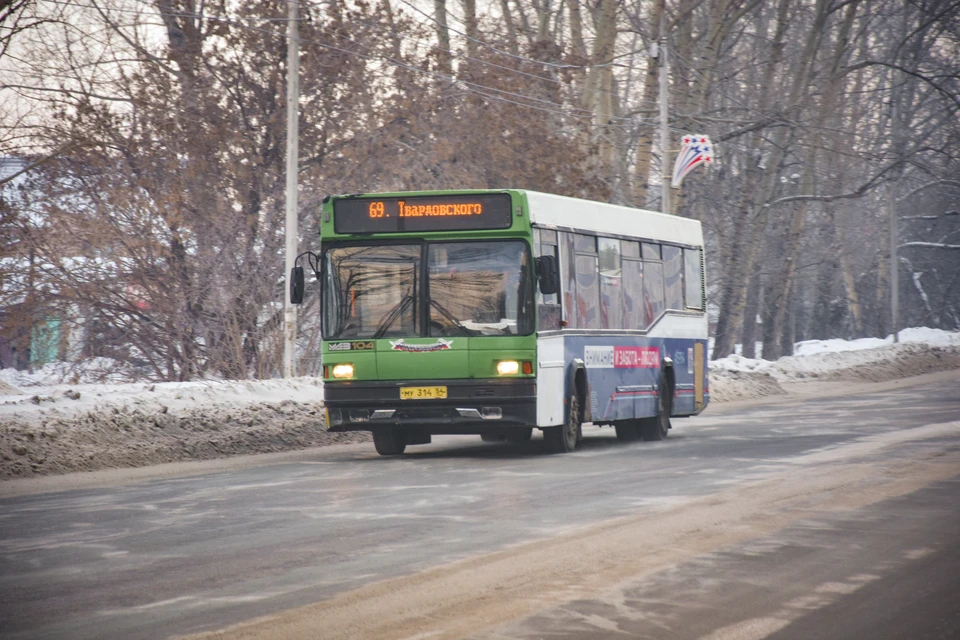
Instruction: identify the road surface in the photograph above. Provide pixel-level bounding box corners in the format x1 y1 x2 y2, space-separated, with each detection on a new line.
1 372 958 640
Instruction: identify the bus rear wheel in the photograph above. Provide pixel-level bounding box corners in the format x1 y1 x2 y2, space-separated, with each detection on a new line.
373 429 407 455
545 393 580 453
640 381 672 441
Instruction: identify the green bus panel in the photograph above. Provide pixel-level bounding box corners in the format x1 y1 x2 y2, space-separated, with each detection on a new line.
321 335 536 382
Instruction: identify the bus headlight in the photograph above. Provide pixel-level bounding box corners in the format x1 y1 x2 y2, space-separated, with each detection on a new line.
496 360 520 375
332 363 355 379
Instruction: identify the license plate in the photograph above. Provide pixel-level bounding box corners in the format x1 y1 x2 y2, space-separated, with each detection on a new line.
400 386 448 400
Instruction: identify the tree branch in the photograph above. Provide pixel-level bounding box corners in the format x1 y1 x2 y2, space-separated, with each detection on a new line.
901 211 959 221
763 161 896 208
899 242 960 250
896 179 960 203
1 83 134 103
842 60 960 110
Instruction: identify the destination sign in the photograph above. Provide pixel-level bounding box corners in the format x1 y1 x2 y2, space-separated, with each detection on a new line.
333 193 513 234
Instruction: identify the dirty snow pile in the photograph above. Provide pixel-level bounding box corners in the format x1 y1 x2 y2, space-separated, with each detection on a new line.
0 376 368 480
2 328 959 479
708 327 960 402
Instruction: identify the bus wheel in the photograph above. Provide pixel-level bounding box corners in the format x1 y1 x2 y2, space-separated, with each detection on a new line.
615 421 639 442
641 380 672 441
545 393 580 453
373 429 407 455
505 428 533 443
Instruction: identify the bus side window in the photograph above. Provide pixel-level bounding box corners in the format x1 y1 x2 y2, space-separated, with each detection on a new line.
622 258 644 329
662 245 684 311
598 237 622 330
573 234 599 329
560 232 578 328
643 254 665 327
576 254 600 329
684 248 704 309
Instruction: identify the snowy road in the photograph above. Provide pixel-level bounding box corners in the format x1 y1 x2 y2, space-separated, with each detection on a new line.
1 372 958 640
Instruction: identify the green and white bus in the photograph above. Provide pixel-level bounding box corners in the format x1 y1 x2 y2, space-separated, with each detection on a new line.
290 190 708 455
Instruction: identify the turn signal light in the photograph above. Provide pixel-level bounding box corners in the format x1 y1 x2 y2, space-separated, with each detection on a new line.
522 361 533 374
496 360 520 375
332 363 355 379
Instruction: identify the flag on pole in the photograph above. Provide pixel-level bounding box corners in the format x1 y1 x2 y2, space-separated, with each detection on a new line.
672 134 713 188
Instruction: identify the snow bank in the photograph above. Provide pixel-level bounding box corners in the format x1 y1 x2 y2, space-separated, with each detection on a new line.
0 377 368 480
711 332 960 383
1 328 958 479
792 327 960 356
0 357 147 387
707 329 960 402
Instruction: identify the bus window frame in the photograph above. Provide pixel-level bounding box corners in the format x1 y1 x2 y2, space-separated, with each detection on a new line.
507 225 706 334
320 237 537 340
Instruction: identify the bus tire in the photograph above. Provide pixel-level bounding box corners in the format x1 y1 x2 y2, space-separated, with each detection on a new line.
373 429 407 455
641 377 672 441
545 393 580 453
505 428 533 443
615 421 639 442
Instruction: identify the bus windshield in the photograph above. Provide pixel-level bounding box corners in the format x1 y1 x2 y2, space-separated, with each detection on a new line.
323 241 534 340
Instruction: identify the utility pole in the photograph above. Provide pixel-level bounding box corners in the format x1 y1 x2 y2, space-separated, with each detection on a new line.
657 6 671 216
889 183 899 343
283 0 300 377
889 75 901 344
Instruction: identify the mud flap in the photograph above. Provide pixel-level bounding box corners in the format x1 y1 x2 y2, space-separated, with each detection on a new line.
694 342 705 411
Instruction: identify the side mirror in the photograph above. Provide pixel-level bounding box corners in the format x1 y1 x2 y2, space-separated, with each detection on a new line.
289 266 305 304
535 255 560 296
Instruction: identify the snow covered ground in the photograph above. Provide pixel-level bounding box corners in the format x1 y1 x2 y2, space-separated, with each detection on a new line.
707 327 960 402
1 328 958 479
712 327 960 377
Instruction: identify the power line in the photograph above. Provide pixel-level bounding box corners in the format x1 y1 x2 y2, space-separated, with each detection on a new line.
343 13 656 108
54 0 652 127
394 0 610 72
11 0 659 131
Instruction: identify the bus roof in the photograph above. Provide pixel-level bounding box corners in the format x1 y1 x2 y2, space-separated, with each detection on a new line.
322 189 704 246
522 190 704 247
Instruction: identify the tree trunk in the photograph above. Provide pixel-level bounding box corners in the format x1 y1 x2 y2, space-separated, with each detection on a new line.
740 272 761 358
712 0 829 359
631 0 664 206
532 0 552 41
499 0 520 55
433 0 452 75
461 0 479 62
712 0 791 358
763 0 859 359
582 0 618 171
780 281 796 356
835 220 864 336
567 0 585 60
583 0 617 114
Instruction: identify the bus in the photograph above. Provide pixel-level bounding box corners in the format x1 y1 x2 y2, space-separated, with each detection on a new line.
290 189 708 455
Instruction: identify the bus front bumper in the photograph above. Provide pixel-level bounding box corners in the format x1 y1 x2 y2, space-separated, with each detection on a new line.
324 378 536 433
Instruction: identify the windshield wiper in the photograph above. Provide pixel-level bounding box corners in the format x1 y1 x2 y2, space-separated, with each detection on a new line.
372 294 414 339
428 298 476 337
